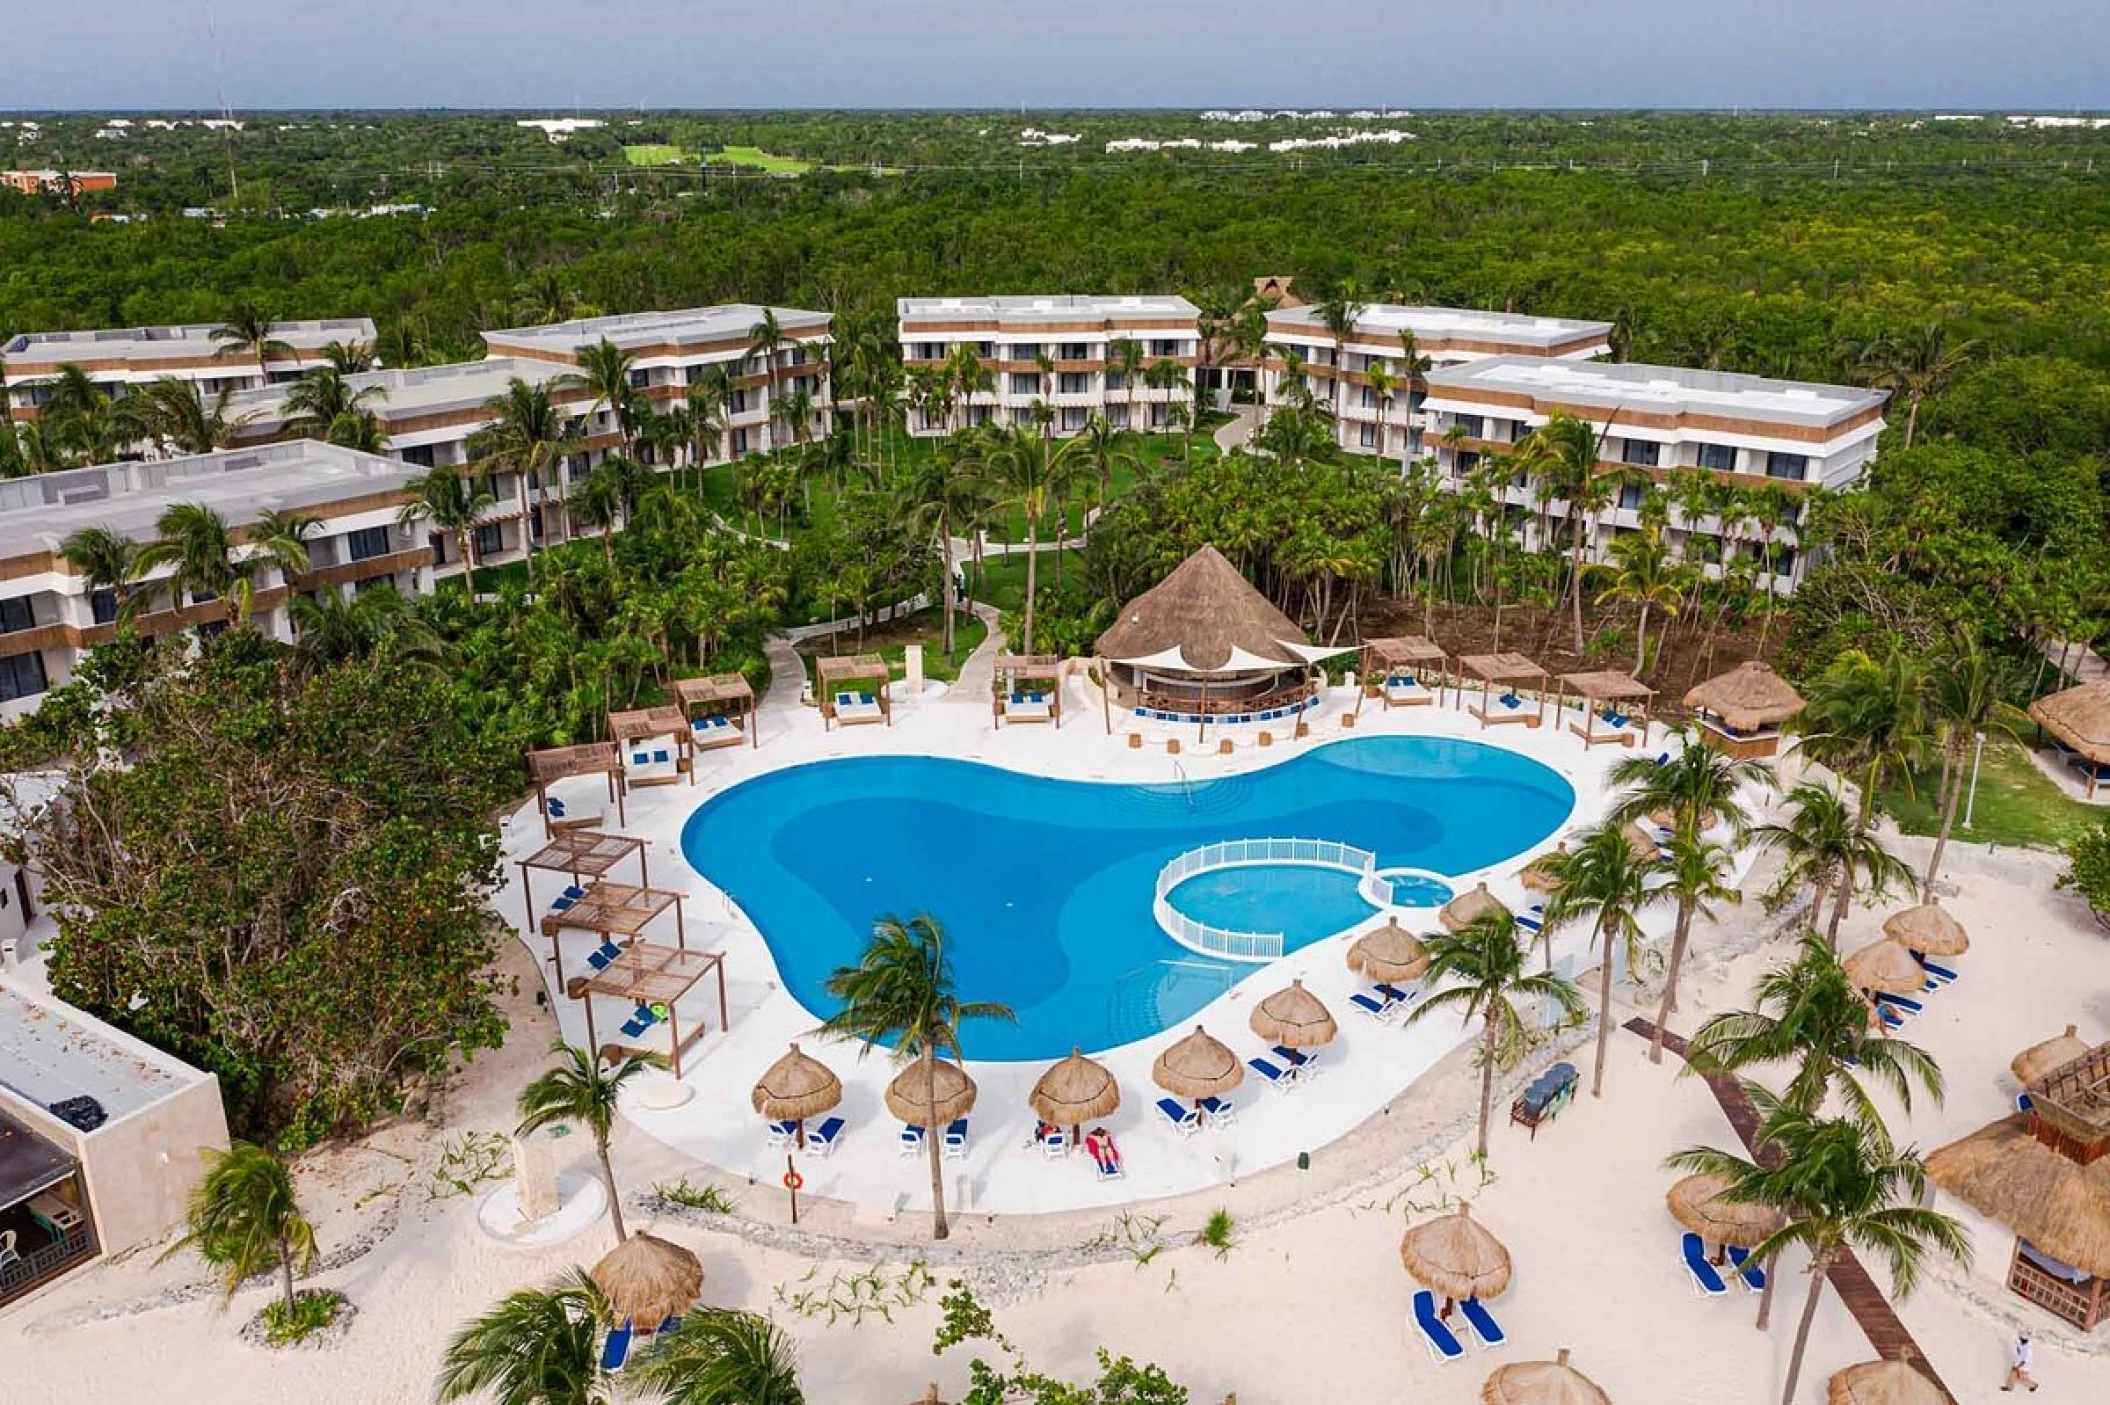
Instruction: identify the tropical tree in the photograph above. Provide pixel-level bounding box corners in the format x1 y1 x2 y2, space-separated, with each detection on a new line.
1666 1090 1968 1401
628 1309 807 1405
397 465 497 592
160 1141 317 1317
987 427 1087 655
572 464 627 569
283 366 386 446
1795 647 1931 838
516 1041 661 1244
134 376 254 455
1407 909 1585 1157
436 1269 613 1405
1314 283 1366 422
1639 833 1740 1061
1592 526 1692 676
572 338 640 457
212 300 294 383
58 525 142 621
1752 781 1914 947
289 586 442 673
133 502 243 623
1916 635 2025 899
1109 335 1144 431
1540 819 1667 1097
471 377 580 558
320 339 376 375
1854 321 1978 450
1531 412 1617 653
894 437 992 658
43 364 128 463
747 310 788 438
820 914 1015 1240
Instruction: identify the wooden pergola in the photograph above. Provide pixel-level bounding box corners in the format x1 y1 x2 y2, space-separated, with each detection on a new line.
541 881 688 990
608 705 694 788
581 942 728 1078
526 742 626 838
816 655 892 729
1355 636 1449 717
992 654 1063 728
672 674 757 751
516 832 648 923
1456 652 1549 729
1558 670 1656 749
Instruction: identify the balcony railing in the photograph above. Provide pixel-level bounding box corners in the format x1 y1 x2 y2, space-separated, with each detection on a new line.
0 1227 99 1307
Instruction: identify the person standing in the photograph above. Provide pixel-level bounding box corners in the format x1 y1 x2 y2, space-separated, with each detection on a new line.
2002 1330 2040 1392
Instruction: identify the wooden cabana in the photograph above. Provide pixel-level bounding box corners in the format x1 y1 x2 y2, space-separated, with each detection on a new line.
1355 635 1449 716
516 832 648 925
541 881 688 990
1456 652 1549 729
580 942 728 1077
1558 670 1656 749
525 742 626 838
992 654 1063 729
673 674 757 751
1684 660 1804 760
817 655 892 729
608 705 694 788
2029 679 2110 797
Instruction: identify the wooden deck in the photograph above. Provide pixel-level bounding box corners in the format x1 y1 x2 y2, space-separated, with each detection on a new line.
1623 1017 1958 1404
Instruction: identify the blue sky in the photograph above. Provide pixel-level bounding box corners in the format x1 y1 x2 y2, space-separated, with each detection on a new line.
7 2 2109 110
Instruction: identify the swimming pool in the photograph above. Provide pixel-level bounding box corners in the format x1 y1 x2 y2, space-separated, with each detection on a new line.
681 736 1573 1061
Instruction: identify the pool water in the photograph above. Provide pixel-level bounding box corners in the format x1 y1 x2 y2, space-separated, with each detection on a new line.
681 736 1573 1060
1383 873 1455 907
1165 865 1376 946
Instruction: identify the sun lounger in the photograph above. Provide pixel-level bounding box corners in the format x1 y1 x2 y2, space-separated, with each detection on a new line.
765 1120 796 1149
1913 954 1959 983
943 1119 969 1159
551 894 577 912
1248 1056 1293 1090
1682 1231 1730 1297
1155 1097 1201 1137
1725 1245 1767 1293
1041 1127 1068 1159
1377 981 1419 1006
1199 1096 1237 1127
1877 1004 1908 1032
1090 1139 1123 1181
1874 992 1924 1014
2017 1092 2034 1114
806 1116 845 1157
1350 990 1399 1023
1413 1289 1467 1364
899 1124 926 1154
601 1320 634 1372
1515 904 1544 933
1459 1296 1508 1349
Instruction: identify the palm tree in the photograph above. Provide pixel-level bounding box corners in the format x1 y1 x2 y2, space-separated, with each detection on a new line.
1531 412 1616 653
1314 283 1366 423
1641 833 1740 1062
1916 635 2024 899
288 586 442 672
283 366 386 445
571 464 626 569
471 378 579 556
320 339 376 375
1686 930 1944 1132
211 300 294 383
397 465 497 593
133 501 241 624
1752 781 1914 948
1795 647 1931 838
627 1309 807 1405
820 913 1014 1241
1540 819 1667 1097
894 439 992 658
516 1041 661 1244
987 427 1087 655
1407 910 1584 1157
44 363 126 464
436 1269 614 1405
1666 1091 1968 1402
159 1141 317 1317
945 342 991 435
58 525 141 621
1592 526 1691 676
685 369 731 478
135 376 254 455
746 310 788 443
1109 335 1144 431
1076 412 1138 514
572 338 640 458
1854 321 1977 450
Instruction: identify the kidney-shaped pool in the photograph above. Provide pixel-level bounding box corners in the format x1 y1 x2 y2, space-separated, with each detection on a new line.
681 735 1573 1061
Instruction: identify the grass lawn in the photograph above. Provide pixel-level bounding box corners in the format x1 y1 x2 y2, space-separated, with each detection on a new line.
969 550 1083 613
705 146 814 175
622 144 686 166
794 605 988 686
1881 740 2101 852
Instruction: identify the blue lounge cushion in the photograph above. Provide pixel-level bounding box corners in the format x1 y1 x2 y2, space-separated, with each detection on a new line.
652 749 669 763
1460 1297 1507 1347
1349 992 1390 1017
1247 1057 1287 1085
1725 1245 1767 1292
601 1321 634 1372
811 1115 845 1147
632 752 649 766
1413 1289 1467 1362
1682 1231 1730 1296
546 798 567 816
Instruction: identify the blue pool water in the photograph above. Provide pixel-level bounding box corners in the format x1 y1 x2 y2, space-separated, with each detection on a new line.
1166 866 1376 945
681 736 1573 1061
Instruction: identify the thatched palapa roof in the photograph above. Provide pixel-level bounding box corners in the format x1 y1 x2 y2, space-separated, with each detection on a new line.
750 1044 842 1122
1095 545 1338 674
1826 1358 1945 1405
1881 901 1969 957
2029 679 2110 764
885 1057 978 1127
1400 1202 1513 1302
590 1233 704 1327
1151 1026 1245 1101
1665 1172 1784 1250
1684 660 1805 732
1347 917 1430 984
1519 846 1567 893
1928 1112 2110 1277
1842 939 1928 998
1031 1047 1121 1127
1481 1349 1611 1405
1249 979 1337 1048
1440 881 1511 933
2012 1024 2090 1089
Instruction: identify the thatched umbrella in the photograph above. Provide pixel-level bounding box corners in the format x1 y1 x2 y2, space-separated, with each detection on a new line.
1030 1047 1120 1142
590 1232 703 1328
1399 1202 1512 1308
1151 1025 1244 1107
1665 1171 1784 1256
2012 1023 2090 1088
1621 821 1663 863
1826 1357 1945 1405
1881 900 1968 957
1927 1114 2110 1278
1519 846 1567 893
1482 1349 1610 1405
1648 806 1719 833
1249 979 1337 1048
1683 659 1805 731
1440 881 1510 932
751 1042 842 1148
885 1057 978 1129
2028 679 2110 770
1346 917 1430 985
906 1388 950 1405
1842 939 1927 998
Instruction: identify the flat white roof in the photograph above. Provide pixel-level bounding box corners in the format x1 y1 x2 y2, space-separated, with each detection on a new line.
482 304 830 355
0 978 207 1124
227 357 571 428
0 441 421 557
3 318 378 366
1422 355 1887 430
1267 303 1612 348
898 294 1199 323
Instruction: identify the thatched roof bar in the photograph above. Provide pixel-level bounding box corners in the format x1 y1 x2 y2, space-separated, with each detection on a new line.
2029 680 2110 765
1683 660 1804 732
1093 544 1314 675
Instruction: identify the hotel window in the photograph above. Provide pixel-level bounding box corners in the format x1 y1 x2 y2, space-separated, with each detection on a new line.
732 429 750 455
970 407 993 427
1010 343 1042 361
1697 442 1738 471
1060 342 1090 360
974 342 995 358
1454 450 1479 478
1150 339 1182 357
786 345 808 366
1360 386 1377 409
729 389 749 415
1107 404 1129 428
1009 372 1042 396
428 531 449 566
1061 407 1088 432
346 526 393 562
0 596 33 634
90 589 119 625
1058 372 1090 395
1620 438 1661 467
1453 414 1484 440
1617 482 1647 510
474 524 504 557
1358 423 1377 449
1765 451 1808 481
626 368 650 389
398 443 436 468
915 342 944 361
1104 371 1126 392
0 651 50 703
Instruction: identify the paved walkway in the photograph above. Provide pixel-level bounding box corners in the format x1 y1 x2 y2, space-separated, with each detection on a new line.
944 602 1006 706
1214 404 1261 453
1623 1016 1958 1404
2043 638 2109 686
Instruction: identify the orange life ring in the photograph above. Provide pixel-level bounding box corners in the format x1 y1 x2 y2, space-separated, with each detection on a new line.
783 1169 805 1192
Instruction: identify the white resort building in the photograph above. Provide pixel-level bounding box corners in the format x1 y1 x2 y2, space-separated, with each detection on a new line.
1261 304 1613 459
0 442 434 720
3 319 380 419
897 295 1200 436
1421 356 1889 592
481 304 833 459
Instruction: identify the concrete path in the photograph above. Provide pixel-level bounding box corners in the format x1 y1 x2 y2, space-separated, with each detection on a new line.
1214 404 1262 453
2043 638 2109 686
943 602 1006 706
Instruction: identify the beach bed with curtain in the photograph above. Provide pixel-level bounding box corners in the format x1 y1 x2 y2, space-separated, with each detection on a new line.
1456 652 1550 729
672 674 757 751
525 742 627 838
1557 669 1656 748
1355 635 1449 715
816 655 892 729
992 653 1063 728
608 705 694 787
